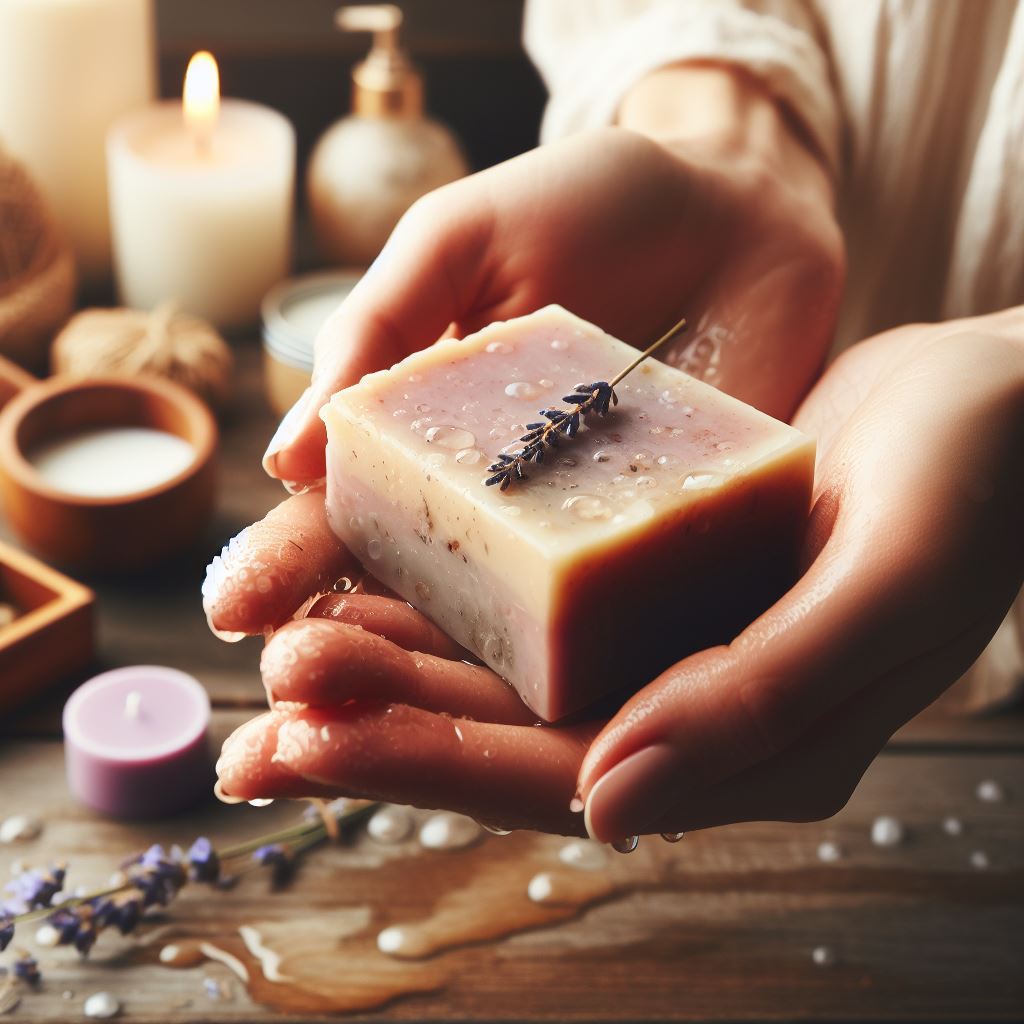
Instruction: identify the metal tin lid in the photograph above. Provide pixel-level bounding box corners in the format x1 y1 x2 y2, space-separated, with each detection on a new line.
261 270 363 372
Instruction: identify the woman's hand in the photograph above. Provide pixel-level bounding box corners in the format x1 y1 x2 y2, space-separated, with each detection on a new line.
214 312 1024 839
263 70 842 483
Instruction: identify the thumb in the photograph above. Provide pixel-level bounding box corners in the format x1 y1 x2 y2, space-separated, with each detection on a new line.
263 189 491 482
576 475 946 843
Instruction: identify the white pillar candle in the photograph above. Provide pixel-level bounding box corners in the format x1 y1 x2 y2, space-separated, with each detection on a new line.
107 52 295 331
0 0 155 289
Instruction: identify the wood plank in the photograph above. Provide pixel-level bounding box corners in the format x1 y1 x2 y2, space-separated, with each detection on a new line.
0 739 1020 1021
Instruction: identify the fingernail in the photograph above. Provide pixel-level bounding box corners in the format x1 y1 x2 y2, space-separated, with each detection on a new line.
263 388 314 478
583 743 678 844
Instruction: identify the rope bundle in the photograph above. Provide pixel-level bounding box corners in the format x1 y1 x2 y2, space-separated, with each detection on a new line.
52 301 234 410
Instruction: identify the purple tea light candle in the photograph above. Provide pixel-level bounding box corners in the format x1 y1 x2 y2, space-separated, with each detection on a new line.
63 666 211 819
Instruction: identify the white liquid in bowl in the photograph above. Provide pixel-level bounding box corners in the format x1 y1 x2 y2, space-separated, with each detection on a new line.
30 427 196 498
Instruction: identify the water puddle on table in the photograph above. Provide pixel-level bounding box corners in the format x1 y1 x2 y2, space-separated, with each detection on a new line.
154 823 655 1014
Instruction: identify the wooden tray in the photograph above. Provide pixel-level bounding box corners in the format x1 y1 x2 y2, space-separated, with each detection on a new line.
0 537 94 713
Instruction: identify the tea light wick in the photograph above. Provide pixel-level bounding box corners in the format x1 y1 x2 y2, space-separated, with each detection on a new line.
124 690 143 720
183 50 219 157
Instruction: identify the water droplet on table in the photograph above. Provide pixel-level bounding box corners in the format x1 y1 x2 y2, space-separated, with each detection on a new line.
817 840 842 862
418 812 482 851
811 945 836 967
559 840 608 869
83 992 121 1019
976 779 1005 803
942 816 964 836
367 805 414 844
870 815 904 847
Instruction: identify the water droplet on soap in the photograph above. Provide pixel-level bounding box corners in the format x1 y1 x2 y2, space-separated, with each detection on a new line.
486 341 512 354
392 408 408 417
366 539 383 560
631 451 653 469
656 454 680 469
455 447 482 466
550 338 568 351
660 387 685 405
414 403 431 413
635 475 657 488
681 472 720 490
505 381 538 400
489 427 505 440
407 373 422 382
425 453 446 468
414 581 431 601
716 441 734 452
538 378 554 388
247 798 274 808
480 821 511 835
593 450 611 463
424 425 476 450
661 832 686 843
562 494 611 521
500 505 521 517
611 835 639 854
482 634 505 663
409 417 433 433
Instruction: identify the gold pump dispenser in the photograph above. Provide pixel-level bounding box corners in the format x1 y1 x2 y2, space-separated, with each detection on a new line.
307 3 468 266
337 4 423 118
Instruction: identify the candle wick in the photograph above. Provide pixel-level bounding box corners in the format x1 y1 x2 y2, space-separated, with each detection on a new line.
124 690 143 719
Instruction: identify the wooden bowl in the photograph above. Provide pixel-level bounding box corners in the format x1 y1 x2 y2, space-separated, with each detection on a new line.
0 538 94 713
0 373 217 572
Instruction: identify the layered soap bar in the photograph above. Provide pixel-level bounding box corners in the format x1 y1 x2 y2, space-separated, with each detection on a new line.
322 306 815 722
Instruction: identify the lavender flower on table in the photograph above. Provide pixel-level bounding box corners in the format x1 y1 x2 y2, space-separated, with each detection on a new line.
253 843 294 887
187 836 220 883
12 953 39 987
3 864 65 914
0 918 12 953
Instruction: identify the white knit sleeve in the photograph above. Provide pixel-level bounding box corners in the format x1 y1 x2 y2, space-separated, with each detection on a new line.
523 0 840 178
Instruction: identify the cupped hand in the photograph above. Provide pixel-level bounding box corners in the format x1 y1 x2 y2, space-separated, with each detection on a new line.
214 311 1023 840
264 125 842 483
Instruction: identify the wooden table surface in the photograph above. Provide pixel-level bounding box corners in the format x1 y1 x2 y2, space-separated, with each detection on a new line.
1 344 1021 1023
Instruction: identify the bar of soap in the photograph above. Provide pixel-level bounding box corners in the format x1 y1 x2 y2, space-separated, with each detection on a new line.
322 306 814 722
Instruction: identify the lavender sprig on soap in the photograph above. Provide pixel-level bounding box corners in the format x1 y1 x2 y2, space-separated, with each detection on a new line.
485 315 688 492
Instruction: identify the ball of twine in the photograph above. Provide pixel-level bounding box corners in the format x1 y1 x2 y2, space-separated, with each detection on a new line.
0 147 76 371
52 301 234 410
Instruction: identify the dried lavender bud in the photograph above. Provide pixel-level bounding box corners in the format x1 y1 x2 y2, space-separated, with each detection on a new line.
46 907 81 945
112 898 141 936
12 953 40 986
3 864 66 912
253 843 294 887
187 837 220 883
0 917 13 952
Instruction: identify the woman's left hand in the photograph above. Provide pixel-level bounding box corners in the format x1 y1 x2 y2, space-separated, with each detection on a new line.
214 312 1024 840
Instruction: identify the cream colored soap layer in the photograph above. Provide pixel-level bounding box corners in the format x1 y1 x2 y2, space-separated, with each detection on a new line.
323 306 815 721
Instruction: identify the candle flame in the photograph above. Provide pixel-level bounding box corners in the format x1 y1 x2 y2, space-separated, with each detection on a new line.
183 50 220 153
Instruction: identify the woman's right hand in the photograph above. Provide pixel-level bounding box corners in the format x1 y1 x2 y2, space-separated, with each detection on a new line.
264 76 843 484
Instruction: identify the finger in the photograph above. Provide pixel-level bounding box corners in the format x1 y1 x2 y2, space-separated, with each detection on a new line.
203 487 356 637
308 593 469 660
216 703 598 835
263 185 493 483
261 619 537 725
